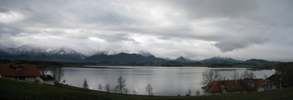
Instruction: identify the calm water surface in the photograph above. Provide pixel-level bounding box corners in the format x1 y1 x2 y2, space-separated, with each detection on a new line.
45 66 274 96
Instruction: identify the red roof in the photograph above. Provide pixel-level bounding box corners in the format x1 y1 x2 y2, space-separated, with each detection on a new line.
206 79 266 93
0 64 41 77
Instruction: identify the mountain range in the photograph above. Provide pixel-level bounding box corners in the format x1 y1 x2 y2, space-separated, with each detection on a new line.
0 47 278 68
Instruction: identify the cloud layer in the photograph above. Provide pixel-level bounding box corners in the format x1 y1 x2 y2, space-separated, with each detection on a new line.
0 0 293 61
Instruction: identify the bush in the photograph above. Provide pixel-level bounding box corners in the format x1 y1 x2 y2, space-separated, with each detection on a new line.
275 62 293 87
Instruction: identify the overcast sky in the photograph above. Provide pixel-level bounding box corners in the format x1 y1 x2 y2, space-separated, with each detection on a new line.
0 0 292 61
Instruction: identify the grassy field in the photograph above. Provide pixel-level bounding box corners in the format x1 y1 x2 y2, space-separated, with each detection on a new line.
0 78 293 100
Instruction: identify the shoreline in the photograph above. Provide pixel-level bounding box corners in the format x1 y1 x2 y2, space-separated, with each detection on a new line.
0 78 292 100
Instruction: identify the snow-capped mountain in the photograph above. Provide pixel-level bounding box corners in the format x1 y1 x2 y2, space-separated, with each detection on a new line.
0 46 276 67
0 46 85 62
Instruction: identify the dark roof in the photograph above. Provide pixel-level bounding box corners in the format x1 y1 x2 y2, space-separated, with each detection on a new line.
267 74 281 81
0 64 41 77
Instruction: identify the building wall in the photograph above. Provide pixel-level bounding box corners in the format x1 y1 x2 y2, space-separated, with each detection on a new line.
1 76 43 83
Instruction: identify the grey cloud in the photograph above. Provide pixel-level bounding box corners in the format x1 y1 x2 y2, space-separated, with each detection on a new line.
214 38 266 52
165 0 258 18
0 24 23 35
0 0 293 61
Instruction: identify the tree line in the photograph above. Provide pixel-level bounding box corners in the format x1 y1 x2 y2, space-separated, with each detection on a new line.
82 76 154 96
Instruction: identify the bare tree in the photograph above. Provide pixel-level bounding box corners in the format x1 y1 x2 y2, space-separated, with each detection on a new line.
202 70 221 86
132 90 137 95
186 89 191 96
195 90 200 96
98 84 103 90
124 88 129 94
241 70 255 79
145 83 153 96
115 76 127 94
83 79 88 89
232 70 240 80
240 70 257 91
105 83 111 92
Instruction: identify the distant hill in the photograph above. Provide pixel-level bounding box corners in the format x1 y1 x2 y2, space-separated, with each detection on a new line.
240 59 279 68
0 47 191 66
86 53 200 66
201 57 243 66
0 47 279 68
86 52 168 65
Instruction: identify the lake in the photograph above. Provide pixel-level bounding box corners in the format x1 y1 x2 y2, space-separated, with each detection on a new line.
44 66 275 96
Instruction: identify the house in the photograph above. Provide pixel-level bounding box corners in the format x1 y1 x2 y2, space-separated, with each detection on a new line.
0 64 43 82
205 79 267 93
265 74 281 89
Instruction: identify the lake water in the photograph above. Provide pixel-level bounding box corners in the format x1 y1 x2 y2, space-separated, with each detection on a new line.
44 66 275 96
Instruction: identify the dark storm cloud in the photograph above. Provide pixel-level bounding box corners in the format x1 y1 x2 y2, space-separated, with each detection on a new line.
0 0 293 61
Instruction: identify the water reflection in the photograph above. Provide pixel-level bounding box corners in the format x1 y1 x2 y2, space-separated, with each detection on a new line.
44 66 274 96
